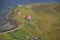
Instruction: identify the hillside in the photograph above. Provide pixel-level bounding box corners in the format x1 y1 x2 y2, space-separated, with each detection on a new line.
0 3 60 40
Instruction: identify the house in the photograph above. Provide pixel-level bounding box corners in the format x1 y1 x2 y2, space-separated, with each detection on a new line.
25 16 31 20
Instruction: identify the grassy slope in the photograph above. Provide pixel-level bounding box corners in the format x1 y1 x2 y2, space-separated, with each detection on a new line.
0 3 60 40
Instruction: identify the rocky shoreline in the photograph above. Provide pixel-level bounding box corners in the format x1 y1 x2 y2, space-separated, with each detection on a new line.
0 7 19 33
0 19 19 33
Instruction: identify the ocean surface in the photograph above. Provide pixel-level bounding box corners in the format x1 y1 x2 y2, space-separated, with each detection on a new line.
0 0 60 26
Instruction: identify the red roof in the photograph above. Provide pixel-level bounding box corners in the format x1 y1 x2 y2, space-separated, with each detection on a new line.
25 16 31 19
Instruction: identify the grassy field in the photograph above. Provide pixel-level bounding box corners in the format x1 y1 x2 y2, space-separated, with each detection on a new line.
0 3 60 40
